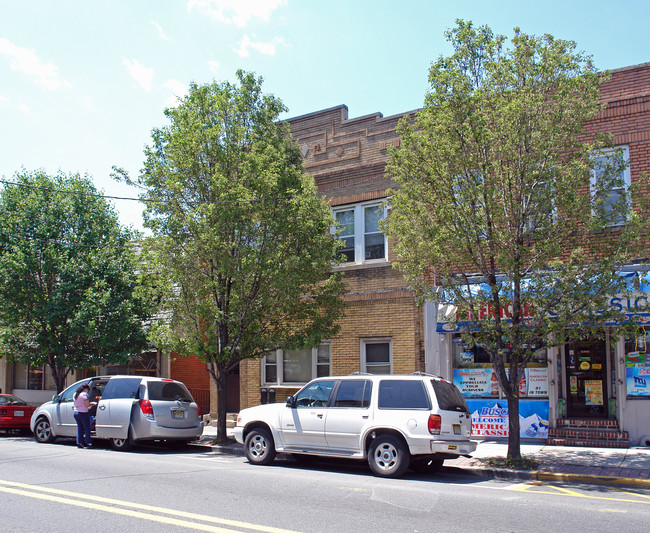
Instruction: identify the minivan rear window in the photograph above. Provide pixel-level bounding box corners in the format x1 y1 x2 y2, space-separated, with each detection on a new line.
101 378 142 400
431 379 470 413
147 381 193 402
378 380 431 409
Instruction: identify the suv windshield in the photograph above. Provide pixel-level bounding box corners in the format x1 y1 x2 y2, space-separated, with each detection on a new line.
431 379 470 413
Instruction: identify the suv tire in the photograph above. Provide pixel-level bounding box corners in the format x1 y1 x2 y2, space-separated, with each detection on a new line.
368 434 410 478
244 428 276 465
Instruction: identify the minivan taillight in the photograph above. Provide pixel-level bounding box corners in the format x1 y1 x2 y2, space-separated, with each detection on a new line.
428 414 441 435
139 399 154 419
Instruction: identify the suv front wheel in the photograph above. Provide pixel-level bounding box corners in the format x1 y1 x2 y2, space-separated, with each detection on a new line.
368 434 410 478
244 428 277 465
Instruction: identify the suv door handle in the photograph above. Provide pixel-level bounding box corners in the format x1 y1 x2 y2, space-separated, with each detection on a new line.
362 415 369 419
317 414 323 419
99 404 106 410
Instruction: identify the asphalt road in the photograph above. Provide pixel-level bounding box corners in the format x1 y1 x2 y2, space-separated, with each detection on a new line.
1 432 649 533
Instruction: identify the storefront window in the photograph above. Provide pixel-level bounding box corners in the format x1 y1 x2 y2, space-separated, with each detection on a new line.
624 328 650 398
451 334 549 398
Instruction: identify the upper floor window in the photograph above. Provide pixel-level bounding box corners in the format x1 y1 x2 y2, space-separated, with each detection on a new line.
361 339 392 374
590 146 631 227
333 202 387 264
263 342 331 385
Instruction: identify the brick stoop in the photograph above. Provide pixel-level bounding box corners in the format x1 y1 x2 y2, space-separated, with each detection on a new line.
547 419 629 448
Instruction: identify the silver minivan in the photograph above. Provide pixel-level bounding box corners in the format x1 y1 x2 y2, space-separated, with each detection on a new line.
30 375 203 450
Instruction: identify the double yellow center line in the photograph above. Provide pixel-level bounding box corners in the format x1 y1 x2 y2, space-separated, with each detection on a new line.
0 479 301 533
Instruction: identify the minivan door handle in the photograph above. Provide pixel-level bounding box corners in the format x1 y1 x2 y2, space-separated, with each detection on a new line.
99 404 106 410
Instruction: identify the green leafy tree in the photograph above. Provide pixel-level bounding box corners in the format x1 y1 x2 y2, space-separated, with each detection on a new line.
386 21 649 461
135 71 346 442
0 170 150 392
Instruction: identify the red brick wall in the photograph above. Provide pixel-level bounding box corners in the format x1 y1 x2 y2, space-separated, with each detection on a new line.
170 353 210 389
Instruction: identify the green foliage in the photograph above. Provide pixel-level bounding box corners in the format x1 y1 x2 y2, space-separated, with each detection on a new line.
386 21 650 458
137 71 346 440
0 170 151 392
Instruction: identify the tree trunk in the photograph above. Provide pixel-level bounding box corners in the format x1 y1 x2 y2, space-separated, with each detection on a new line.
507 393 521 460
210 362 230 444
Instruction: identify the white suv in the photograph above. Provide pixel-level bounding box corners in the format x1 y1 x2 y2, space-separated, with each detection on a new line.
234 373 476 478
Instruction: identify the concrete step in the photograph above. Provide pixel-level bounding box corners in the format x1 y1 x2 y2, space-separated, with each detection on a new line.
546 437 629 448
548 427 629 442
556 418 619 429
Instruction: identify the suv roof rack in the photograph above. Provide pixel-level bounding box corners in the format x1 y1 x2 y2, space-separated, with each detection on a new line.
349 371 373 376
411 371 444 379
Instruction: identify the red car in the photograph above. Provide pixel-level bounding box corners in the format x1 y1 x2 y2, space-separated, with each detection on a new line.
0 394 36 430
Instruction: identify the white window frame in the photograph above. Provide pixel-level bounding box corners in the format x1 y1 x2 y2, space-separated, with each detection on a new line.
361 338 393 374
332 201 388 264
590 146 631 227
262 342 331 386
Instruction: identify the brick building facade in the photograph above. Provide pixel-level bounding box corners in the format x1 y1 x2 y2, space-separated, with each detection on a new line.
185 62 650 445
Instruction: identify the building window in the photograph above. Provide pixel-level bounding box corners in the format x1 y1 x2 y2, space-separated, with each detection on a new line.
591 146 631 226
263 342 331 385
13 362 56 391
361 339 392 374
333 202 387 264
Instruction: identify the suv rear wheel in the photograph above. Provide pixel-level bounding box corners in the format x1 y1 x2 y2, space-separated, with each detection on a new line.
244 428 276 465
368 434 410 478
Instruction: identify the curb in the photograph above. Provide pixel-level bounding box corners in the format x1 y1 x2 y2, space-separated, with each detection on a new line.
445 465 650 489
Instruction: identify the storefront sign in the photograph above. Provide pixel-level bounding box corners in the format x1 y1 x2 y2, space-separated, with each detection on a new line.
467 399 549 438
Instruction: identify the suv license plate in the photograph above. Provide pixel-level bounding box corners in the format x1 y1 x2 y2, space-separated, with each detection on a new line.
453 424 461 435
171 409 185 419
15 410 24 417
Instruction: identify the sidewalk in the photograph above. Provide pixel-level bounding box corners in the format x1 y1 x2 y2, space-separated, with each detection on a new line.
197 426 650 488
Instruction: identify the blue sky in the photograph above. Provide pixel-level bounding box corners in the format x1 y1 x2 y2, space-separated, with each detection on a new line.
1 0 648 231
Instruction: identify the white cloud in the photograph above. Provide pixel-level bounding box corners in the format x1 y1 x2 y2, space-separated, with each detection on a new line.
188 0 286 27
151 21 170 41
163 79 189 108
234 34 287 58
18 103 30 112
208 60 220 75
123 58 154 92
0 38 71 91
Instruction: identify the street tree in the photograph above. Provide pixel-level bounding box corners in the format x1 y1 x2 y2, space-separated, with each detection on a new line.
135 71 346 442
0 170 150 392
385 21 649 461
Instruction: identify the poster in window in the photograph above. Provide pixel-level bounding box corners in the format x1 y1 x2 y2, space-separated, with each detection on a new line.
453 368 491 397
626 367 650 397
526 368 549 397
584 380 604 405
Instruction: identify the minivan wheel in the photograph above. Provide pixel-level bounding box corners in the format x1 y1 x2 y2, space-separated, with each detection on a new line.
111 428 133 451
33 417 56 443
244 428 276 465
368 435 410 478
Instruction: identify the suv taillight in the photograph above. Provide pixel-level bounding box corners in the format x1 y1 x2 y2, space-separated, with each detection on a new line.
428 414 441 435
139 399 154 419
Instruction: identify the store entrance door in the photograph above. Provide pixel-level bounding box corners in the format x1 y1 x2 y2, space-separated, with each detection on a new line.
564 340 608 418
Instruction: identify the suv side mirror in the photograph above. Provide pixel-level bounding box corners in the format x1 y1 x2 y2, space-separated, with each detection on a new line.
52 394 60 403
286 396 296 408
